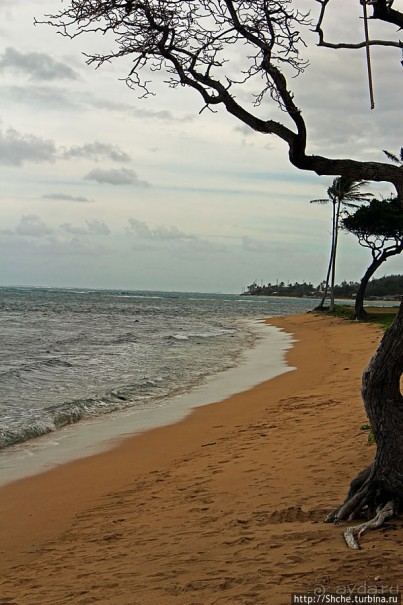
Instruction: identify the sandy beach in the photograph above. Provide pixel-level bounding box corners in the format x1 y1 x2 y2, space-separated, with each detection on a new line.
0 312 401 604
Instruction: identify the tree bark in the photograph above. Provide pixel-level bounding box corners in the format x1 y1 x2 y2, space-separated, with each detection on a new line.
315 250 333 309
327 299 403 530
329 199 341 312
362 299 403 500
353 258 384 319
315 201 336 310
372 0 403 29
354 244 403 319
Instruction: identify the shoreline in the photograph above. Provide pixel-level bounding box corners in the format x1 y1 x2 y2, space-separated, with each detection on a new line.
1 312 402 604
0 320 294 487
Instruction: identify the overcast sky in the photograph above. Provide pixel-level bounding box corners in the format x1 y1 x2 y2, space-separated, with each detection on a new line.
0 0 402 293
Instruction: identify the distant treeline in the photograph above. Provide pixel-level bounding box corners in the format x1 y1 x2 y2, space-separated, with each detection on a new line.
243 274 403 300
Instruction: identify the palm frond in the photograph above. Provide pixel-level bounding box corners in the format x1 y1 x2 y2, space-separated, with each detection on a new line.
383 149 403 165
344 192 373 202
311 177 373 222
343 201 362 209
310 198 330 204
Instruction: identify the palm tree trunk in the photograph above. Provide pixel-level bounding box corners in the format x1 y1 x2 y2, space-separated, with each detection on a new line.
315 199 337 310
329 199 341 312
315 248 333 309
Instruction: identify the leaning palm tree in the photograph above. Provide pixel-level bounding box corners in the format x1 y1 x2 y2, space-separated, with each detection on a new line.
311 176 372 312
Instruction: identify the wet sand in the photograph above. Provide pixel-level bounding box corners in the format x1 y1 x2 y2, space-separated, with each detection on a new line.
0 321 294 488
0 312 401 604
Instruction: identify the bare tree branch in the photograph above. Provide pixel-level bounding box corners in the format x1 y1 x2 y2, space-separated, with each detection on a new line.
316 38 402 50
36 1 403 201
314 0 403 51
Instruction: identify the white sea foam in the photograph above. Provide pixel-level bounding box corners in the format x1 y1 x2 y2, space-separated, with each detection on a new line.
0 320 295 486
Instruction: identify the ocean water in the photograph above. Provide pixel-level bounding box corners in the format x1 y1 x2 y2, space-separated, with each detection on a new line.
0 287 319 462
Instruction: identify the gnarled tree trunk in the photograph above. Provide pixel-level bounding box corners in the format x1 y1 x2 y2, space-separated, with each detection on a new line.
353 244 403 320
327 299 403 545
353 258 384 320
363 300 403 499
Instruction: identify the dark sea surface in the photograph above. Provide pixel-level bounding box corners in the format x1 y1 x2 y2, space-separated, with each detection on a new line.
0 287 320 452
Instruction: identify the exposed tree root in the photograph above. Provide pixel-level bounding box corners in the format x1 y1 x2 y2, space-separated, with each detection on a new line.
325 465 401 549
325 298 403 549
343 500 396 550
325 464 373 524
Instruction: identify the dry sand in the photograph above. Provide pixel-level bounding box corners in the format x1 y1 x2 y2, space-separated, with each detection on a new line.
0 312 401 604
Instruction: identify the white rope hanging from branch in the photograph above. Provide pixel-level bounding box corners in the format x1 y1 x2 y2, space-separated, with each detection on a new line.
362 0 375 109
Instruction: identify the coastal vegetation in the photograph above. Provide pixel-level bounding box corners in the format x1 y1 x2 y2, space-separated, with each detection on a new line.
42 0 403 549
243 274 403 302
334 305 398 331
342 197 403 319
304 189 403 318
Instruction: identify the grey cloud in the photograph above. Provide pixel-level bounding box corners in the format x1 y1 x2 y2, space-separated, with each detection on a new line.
127 219 152 238
0 234 111 258
93 99 194 123
242 236 264 252
153 225 196 241
96 100 174 121
291 46 402 157
127 219 221 257
127 219 196 241
242 236 290 255
0 125 132 168
0 127 56 166
1 84 192 124
42 193 95 203
235 124 255 137
174 238 226 259
60 220 111 236
60 223 87 236
15 215 53 237
0 47 79 81
84 168 150 186
1 85 78 110
41 237 111 257
1 85 170 119
62 142 131 163
86 220 111 236
132 108 179 121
